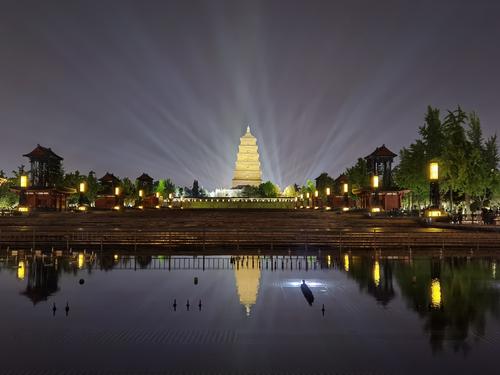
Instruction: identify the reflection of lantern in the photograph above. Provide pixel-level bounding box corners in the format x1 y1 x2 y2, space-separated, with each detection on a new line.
343 254 349 272
431 278 442 308
372 175 379 189
20 175 28 188
429 162 439 181
78 253 85 269
327 255 331 267
373 261 380 287
17 261 25 280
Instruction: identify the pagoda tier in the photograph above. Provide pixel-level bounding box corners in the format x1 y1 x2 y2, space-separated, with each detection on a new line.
232 126 262 188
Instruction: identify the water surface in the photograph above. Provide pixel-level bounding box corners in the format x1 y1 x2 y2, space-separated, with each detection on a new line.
1 251 499 374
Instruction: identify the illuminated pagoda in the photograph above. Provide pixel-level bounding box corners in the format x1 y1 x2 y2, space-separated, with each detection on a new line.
135 173 159 208
95 172 122 210
16 145 74 211
232 126 262 188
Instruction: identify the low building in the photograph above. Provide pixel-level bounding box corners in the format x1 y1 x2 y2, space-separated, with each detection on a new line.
94 172 122 210
135 173 159 208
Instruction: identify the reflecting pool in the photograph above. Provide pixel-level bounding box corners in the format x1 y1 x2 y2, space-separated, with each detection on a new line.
1 251 499 374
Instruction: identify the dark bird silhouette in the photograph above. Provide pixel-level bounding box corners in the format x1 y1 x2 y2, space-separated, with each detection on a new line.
52 302 57 316
300 280 314 306
186 300 190 311
65 302 70 316
173 299 177 311
321 304 325 316
198 299 202 311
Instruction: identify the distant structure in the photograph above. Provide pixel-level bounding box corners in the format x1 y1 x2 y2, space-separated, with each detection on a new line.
232 126 262 188
16 145 74 211
365 144 397 189
135 173 160 209
95 172 121 210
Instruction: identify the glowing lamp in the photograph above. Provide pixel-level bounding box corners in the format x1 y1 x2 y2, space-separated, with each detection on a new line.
155 192 160 198
342 207 350 211
18 207 29 212
326 187 331 196
314 190 318 198
372 175 379 189
168 193 173 199
429 162 439 181
79 182 86 193
138 205 144 210
325 206 331 210
371 207 381 213
306 192 310 199
113 205 120 210
20 175 28 188
78 206 87 211
155 205 160 209
114 187 120 196
139 189 144 198
343 183 349 194
113 254 119 261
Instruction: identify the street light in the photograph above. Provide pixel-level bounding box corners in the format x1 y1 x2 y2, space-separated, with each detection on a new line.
18 175 28 212
428 161 440 211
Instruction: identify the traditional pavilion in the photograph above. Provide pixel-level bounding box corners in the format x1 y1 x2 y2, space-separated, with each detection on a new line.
16 145 74 211
94 172 122 210
135 173 159 208
355 145 406 211
232 126 262 188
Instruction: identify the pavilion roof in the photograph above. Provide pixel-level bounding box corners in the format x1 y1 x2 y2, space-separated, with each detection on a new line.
334 174 349 184
23 144 63 161
136 173 153 182
365 144 397 159
99 172 120 184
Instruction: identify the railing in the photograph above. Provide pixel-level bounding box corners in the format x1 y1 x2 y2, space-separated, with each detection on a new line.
0 227 499 249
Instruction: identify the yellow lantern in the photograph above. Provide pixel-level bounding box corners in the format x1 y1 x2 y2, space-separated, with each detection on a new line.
79 182 86 193
372 175 379 189
429 162 439 181
20 175 28 188
139 189 144 198
326 187 331 196
114 187 120 196
343 183 349 194
314 190 318 198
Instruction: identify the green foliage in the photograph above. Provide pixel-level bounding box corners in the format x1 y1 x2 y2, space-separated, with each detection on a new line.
258 181 280 198
300 179 316 196
156 178 176 197
241 185 260 197
0 178 17 209
345 158 369 195
282 184 297 197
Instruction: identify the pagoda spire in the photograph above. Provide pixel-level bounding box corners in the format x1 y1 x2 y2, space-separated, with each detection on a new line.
246 125 250 133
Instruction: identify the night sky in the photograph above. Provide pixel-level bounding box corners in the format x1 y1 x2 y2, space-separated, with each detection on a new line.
1 0 499 189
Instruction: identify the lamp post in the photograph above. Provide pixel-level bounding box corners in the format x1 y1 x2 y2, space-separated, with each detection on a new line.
314 190 319 209
371 174 380 212
429 162 439 208
18 175 29 212
114 186 121 210
78 181 88 211
343 183 349 211
325 187 331 210
137 189 144 209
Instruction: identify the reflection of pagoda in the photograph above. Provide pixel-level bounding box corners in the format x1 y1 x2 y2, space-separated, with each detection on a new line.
234 257 261 316
232 127 262 188
21 259 60 305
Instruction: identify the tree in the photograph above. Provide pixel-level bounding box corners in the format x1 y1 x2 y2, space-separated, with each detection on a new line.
315 173 334 199
282 184 297 197
258 181 280 198
156 178 176 197
191 180 200 198
121 177 136 206
241 185 260 197
345 158 369 194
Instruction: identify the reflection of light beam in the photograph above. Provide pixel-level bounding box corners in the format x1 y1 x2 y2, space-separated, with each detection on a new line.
344 254 349 272
431 278 442 309
78 253 85 269
284 281 325 288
